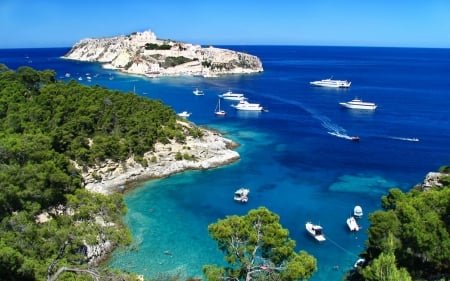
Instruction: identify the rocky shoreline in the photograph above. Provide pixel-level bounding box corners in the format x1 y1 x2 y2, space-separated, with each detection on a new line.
79 122 240 195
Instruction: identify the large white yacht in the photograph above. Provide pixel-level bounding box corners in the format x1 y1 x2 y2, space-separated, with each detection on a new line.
310 78 351 88
218 90 246 101
339 98 377 110
232 100 264 111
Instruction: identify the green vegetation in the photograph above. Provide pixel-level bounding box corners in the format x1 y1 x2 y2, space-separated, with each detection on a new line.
348 166 450 281
162 56 193 68
0 64 197 281
144 43 172 50
204 207 317 281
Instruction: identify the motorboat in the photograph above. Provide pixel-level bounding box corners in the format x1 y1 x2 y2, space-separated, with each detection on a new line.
231 100 264 111
234 188 249 203
193 88 204 96
354 258 366 268
354 205 363 218
351 136 360 142
214 99 227 116
339 98 377 110
177 111 191 118
218 90 247 101
305 222 326 242
310 78 351 88
346 216 361 231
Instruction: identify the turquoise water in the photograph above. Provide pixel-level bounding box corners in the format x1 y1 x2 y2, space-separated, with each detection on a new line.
2 46 449 280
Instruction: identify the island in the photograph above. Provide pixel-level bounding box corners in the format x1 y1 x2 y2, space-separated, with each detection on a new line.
63 30 263 77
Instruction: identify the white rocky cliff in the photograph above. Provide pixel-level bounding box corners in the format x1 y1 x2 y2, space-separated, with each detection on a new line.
64 30 263 77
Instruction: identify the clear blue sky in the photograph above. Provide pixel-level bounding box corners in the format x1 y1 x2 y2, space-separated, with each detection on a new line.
1 0 450 48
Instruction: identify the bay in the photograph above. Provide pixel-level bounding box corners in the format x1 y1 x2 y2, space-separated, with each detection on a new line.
1 46 449 280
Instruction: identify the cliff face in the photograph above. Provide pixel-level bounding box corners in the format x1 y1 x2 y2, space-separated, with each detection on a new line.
64 30 263 77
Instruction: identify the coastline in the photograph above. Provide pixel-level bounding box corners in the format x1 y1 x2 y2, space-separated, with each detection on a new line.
79 122 240 195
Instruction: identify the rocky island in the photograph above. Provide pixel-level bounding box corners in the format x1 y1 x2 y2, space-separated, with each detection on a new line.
63 30 263 77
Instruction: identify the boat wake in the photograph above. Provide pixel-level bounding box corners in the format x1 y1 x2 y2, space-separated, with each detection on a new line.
238 93 353 139
328 132 353 140
385 136 420 142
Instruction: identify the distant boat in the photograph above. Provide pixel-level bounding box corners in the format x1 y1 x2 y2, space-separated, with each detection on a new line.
193 88 204 96
351 136 360 142
219 90 247 101
346 216 361 231
310 78 351 88
354 206 363 218
234 188 249 203
354 258 366 268
305 222 326 242
231 100 264 111
339 98 377 110
177 111 191 118
214 99 227 116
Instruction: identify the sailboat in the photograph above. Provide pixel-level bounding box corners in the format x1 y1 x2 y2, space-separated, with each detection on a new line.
214 99 227 116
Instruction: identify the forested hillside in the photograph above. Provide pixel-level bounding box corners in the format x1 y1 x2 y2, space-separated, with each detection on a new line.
0 64 186 280
347 166 450 281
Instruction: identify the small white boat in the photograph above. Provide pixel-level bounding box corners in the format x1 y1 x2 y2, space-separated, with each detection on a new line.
219 90 247 101
177 111 191 118
339 98 377 110
193 88 204 96
231 100 264 111
214 99 226 116
354 258 366 268
234 188 249 203
354 206 363 218
305 222 326 242
346 216 361 231
310 78 351 88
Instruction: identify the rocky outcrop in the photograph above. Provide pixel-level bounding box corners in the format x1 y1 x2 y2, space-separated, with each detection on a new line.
64 30 263 77
418 172 448 191
79 121 240 195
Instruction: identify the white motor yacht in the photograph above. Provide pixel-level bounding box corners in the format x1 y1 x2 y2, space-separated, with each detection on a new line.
339 99 377 110
218 90 246 101
232 100 264 111
310 78 351 88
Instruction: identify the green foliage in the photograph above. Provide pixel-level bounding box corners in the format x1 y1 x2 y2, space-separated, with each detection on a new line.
205 207 317 281
359 173 450 280
144 43 172 50
0 65 190 280
162 56 193 68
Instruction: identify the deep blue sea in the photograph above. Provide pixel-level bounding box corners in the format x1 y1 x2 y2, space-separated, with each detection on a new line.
2 46 450 280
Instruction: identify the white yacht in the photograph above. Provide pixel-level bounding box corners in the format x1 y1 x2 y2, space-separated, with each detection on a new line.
219 90 246 101
305 222 326 242
339 98 377 110
177 111 191 118
234 188 249 203
346 216 361 231
232 100 264 111
354 205 363 218
310 78 351 88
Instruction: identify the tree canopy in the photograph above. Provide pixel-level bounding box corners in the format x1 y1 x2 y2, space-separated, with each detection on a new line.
0 64 194 280
349 168 450 281
204 207 317 281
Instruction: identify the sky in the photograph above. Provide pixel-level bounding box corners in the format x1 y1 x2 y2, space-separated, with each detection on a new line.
1 0 450 49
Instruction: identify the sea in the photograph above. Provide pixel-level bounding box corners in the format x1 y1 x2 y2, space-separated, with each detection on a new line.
1 46 449 281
